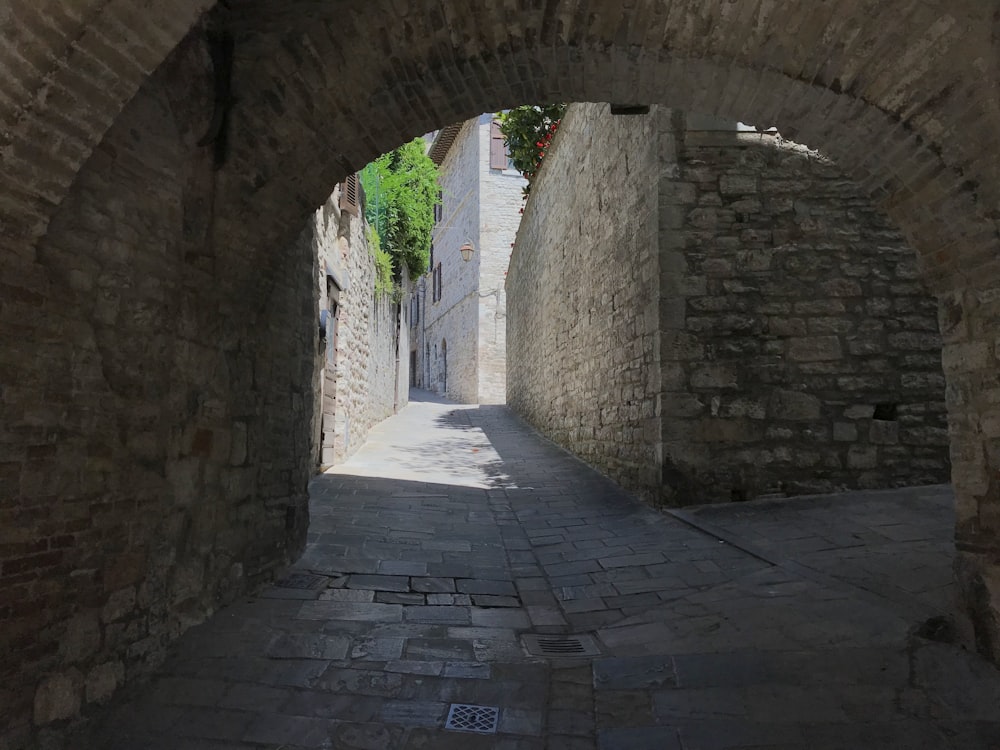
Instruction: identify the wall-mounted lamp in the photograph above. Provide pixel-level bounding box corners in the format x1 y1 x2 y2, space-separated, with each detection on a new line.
459 241 475 262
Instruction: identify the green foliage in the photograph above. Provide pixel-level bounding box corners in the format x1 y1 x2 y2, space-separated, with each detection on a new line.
497 104 566 193
367 225 397 299
360 138 440 280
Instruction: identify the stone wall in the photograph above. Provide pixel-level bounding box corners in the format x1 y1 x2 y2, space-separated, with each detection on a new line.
658 115 949 503
309 190 407 467
507 103 950 506
507 103 664 490
0 34 316 747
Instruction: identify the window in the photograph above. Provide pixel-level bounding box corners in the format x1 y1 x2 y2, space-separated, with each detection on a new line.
434 191 443 223
432 263 442 302
490 120 507 170
339 173 360 217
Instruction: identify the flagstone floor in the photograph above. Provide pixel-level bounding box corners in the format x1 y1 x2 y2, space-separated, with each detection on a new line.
81 390 1000 749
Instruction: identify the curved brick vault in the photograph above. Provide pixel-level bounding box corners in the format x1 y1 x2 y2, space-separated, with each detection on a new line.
4 0 1000 743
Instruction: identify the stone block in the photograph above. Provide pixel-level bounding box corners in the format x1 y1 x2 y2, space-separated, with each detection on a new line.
900 426 949 446
661 393 705 418
847 336 884 355
794 299 846 315
230 421 248 466
319 588 375 602
701 257 734 276
267 632 351 660
690 365 738 389
347 574 410 592
729 397 769 419
34 671 82 724
768 317 806 336
941 341 990 373
61 612 101 664
869 420 900 445
102 586 136 623
888 331 942 351
719 174 758 195
844 404 875 419
694 418 760 443
769 390 822 421
456 578 516 596
85 661 124 705
820 278 863 297
833 422 858 442
848 446 879 469
296 601 403 622
787 336 842 361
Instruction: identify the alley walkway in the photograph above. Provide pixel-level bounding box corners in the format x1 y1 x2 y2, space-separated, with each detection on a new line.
83 391 1000 749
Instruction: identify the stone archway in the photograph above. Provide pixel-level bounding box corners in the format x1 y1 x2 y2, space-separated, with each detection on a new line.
4 1 1000 741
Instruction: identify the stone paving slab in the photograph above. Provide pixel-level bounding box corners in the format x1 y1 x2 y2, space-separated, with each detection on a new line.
76 392 1000 749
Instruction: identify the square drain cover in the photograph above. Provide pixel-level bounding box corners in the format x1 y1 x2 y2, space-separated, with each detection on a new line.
444 704 499 734
275 573 327 590
522 633 601 657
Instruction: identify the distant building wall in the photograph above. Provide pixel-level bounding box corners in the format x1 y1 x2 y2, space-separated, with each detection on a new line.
416 114 526 404
476 117 525 403
309 186 407 467
423 119 481 403
507 103 950 505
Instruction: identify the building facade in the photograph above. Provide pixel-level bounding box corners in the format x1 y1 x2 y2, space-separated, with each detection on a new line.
411 114 526 404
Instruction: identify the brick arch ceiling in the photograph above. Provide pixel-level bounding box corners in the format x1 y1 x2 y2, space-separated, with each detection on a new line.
5 0 999 293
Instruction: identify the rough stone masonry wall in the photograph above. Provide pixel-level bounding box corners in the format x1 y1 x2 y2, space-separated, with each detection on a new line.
658 117 950 503
0 34 316 748
335 251 403 463
507 103 663 492
308 191 405 466
508 104 949 507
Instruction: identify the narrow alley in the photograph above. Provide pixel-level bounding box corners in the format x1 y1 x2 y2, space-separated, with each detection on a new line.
80 392 1000 750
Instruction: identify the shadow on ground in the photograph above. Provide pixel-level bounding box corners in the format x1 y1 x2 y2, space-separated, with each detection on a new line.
73 396 1000 749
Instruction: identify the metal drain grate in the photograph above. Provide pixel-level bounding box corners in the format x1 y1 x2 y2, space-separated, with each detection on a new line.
275 573 327 590
522 633 601 657
444 704 499 734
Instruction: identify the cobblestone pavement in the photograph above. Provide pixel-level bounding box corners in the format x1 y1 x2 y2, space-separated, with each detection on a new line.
83 391 1000 749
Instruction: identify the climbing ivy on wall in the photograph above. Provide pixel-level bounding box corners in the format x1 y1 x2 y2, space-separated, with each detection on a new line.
366 225 395 299
360 138 440 283
497 104 566 194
